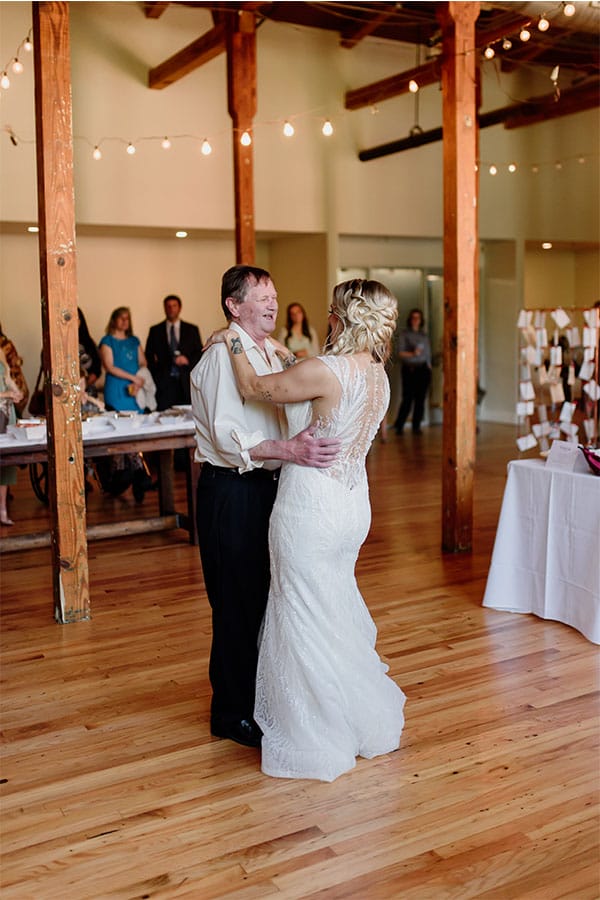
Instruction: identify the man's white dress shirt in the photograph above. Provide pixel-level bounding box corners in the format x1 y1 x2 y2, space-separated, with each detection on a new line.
190 323 284 473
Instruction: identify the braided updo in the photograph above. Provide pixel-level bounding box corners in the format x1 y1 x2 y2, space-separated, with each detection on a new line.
326 278 398 364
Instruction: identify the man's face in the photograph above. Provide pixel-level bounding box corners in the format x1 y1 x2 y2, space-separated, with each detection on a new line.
164 299 181 322
229 278 278 345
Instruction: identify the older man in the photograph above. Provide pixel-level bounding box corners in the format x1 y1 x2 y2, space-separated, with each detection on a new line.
191 265 338 748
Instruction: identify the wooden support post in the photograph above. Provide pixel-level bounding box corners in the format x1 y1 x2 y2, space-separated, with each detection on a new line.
438 2 480 553
226 11 256 264
33 3 89 622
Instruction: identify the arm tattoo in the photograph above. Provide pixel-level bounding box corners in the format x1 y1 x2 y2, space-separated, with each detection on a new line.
259 389 273 402
282 353 297 370
230 336 243 355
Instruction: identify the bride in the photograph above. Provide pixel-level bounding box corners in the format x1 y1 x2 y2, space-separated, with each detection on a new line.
212 278 406 782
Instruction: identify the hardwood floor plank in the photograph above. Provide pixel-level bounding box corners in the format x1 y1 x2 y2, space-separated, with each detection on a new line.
1 424 598 898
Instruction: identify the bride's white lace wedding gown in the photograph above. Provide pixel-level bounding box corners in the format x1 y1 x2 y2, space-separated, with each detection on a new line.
254 354 406 782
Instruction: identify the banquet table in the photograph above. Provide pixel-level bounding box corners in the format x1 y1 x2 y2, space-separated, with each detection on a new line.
482 458 600 644
0 416 199 553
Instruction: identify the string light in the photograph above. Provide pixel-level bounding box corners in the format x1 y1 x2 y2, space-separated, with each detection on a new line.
126 142 136 155
542 242 553 250
23 34 32 52
1 29 32 92
11 58 24 75
322 119 333 136
175 231 187 238
519 27 531 42
161 137 171 149
0 72 9 90
283 120 295 137
502 38 512 50
408 79 419 93
201 138 212 155
240 131 252 146
508 163 517 173
489 165 498 175
484 46 495 60
563 2 576 16
92 146 102 160
537 15 550 32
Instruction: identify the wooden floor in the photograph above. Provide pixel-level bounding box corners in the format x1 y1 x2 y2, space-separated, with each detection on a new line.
1 424 598 899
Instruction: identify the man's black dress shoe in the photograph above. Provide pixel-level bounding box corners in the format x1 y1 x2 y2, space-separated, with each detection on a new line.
211 718 262 748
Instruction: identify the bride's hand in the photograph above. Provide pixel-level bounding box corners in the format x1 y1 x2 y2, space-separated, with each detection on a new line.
268 337 297 368
203 328 236 352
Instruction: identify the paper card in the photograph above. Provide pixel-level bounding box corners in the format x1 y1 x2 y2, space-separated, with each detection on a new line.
520 363 532 381
537 404 548 422
568 327 580 347
549 382 565 404
520 380 535 400
549 426 561 439
559 421 579 437
535 328 548 349
534 311 546 329
539 436 550 452
532 422 551 438
578 360 595 382
583 327 598 348
517 310 532 328
584 308 600 328
584 347 595 362
546 439 582 471
516 401 532 417
550 346 562 366
551 308 571 329
516 433 537 452
547 365 561 384
583 380 600 401
527 346 541 366
559 401 576 422
583 419 596 441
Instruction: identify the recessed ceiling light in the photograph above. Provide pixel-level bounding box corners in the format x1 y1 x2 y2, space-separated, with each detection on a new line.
542 242 553 250
175 231 188 239
27 225 39 233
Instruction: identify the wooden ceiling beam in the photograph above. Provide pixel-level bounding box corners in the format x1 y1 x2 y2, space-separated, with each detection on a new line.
148 24 226 89
340 9 396 49
144 2 169 19
345 59 441 109
358 80 599 160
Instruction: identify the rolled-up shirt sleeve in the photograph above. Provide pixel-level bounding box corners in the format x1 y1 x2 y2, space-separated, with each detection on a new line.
190 330 283 473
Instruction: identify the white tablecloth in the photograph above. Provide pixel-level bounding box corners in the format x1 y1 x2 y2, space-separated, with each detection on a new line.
483 458 600 644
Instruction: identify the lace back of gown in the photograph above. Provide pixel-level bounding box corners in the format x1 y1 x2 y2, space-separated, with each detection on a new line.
255 353 406 782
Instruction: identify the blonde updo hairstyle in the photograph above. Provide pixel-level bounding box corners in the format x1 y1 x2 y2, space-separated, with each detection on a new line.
326 278 398 364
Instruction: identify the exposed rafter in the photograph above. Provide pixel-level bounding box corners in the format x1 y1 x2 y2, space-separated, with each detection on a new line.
340 8 396 49
148 24 226 89
358 80 600 161
144 2 169 19
345 59 441 110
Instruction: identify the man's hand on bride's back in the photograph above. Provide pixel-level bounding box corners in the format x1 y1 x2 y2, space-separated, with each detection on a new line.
287 423 340 468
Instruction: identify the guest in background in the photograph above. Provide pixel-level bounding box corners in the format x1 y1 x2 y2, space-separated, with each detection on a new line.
393 308 432 436
99 307 146 412
77 307 102 390
145 294 203 410
0 346 23 526
277 302 320 359
99 308 152 501
0 323 28 417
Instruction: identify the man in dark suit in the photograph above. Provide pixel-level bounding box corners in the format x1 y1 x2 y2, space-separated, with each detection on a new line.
145 294 203 410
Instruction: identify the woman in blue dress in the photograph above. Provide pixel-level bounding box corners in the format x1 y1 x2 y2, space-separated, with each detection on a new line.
99 307 146 412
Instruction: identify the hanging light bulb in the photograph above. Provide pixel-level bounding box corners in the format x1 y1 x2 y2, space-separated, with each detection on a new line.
489 165 498 175
563 2 576 16
502 37 512 50
508 163 517 173
201 138 212 156
161 137 171 150
538 15 550 31
11 58 24 74
519 27 531 42
408 79 419 93
578 156 586 164
126 142 136 155
484 46 495 60
92 146 102 160
531 165 539 174
1 72 10 90
23 36 33 52
240 131 252 146
282 121 294 137
555 161 562 170
322 119 333 136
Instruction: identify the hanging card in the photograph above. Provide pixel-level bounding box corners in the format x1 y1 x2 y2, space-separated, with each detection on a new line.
551 308 571 328
535 328 548 349
516 433 537 452
549 382 565 404
519 381 535 400
559 401 576 422
583 380 600 401
583 327 598 348
583 419 596 441
578 360 595 382
534 311 546 329
550 346 562 366
584 308 600 328
517 310 532 328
